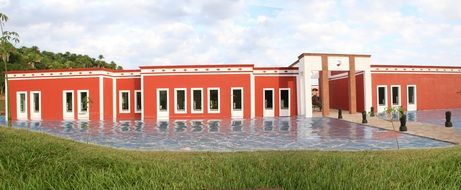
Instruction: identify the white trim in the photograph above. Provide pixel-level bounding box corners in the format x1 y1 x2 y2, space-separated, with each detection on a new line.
99 76 104 120
142 72 252 77
279 88 290 117
174 88 187 114
376 85 387 113
119 90 131 113
250 74 255 118
407 85 417 111
16 91 28 120
62 90 74 120
231 87 244 118
29 91 41 120
5 78 8 121
371 72 461 75
77 90 89 120
8 76 102 80
390 85 401 107
135 90 142 113
191 88 203 114
140 75 144 119
112 78 117 120
263 88 275 117
207 88 220 114
156 88 169 119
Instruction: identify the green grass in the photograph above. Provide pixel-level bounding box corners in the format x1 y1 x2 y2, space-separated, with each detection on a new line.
1 127 461 189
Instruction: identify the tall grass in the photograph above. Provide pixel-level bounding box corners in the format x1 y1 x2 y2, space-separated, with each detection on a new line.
1 127 461 189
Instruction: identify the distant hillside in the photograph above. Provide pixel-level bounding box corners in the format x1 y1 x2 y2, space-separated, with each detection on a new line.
0 46 123 94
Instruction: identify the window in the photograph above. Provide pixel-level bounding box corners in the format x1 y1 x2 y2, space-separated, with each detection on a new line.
32 92 40 113
135 90 142 113
19 92 26 113
391 86 400 106
66 92 73 112
175 88 186 113
232 89 242 110
264 89 273 109
191 88 203 113
378 87 386 106
159 90 168 111
119 90 130 113
280 89 289 110
208 88 220 113
408 86 415 105
78 90 89 113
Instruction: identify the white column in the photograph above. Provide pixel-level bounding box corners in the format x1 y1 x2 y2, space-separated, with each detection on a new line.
99 76 104 120
4 77 8 122
141 75 144 120
296 75 300 115
300 57 313 117
250 73 255 118
364 68 372 112
112 78 117 120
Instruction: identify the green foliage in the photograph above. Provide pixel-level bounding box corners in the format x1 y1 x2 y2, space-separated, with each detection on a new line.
1 127 461 189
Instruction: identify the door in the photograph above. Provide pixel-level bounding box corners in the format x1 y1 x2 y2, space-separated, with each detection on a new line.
407 85 417 111
63 90 74 120
231 88 243 118
157 88 169 119
16 91 28 120
263 88 274 117
77 90 89 120
279 88 290 117
30 91 41 120
390 85 401 109
376 86 387 113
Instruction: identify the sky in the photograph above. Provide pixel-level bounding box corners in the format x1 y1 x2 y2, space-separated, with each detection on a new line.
1 0 461 69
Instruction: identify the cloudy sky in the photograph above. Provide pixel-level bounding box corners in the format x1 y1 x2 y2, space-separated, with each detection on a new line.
1 0 461 69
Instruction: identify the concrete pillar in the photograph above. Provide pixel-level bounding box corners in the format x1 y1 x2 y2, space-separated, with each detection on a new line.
348 56 357 114
364 68 372 113
300 57 313 117
320 55 330 116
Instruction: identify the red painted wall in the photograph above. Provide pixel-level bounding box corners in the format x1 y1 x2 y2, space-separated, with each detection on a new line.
254 76 297 117
9 77 100 120
104 77 113 120
328 74 365 112
372 73 461 110
116 78 141 120
142 74 251 119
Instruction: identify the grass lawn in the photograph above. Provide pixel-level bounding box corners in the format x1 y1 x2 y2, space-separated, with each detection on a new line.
1 127 461 189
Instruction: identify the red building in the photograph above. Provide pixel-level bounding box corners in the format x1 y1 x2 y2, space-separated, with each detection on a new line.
5 53 461 121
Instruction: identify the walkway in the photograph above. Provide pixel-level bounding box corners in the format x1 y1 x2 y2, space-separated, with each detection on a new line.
323 110 461 144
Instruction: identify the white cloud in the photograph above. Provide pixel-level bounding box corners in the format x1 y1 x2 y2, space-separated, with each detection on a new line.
1 0 460 68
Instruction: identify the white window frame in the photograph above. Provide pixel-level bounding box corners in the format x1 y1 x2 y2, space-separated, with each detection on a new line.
263 88 275 117
77 90 89 119
30 91 41 120
174 88 187 114
390 85 401 106
191 88 203 114
16 91 27 120
279 88 290 117
119 90 131 113
231 87 244 118
407 85 417 111
62 90 74 120
156 88 169 119
208 87 220 114
134 90 142 113
376 85 387 113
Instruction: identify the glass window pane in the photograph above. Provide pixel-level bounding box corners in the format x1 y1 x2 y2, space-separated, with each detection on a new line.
392 87 399 105
378 87 385 106
281 90 289 109
159 90 167 111
209 90 219 110
176 90 185 111
136 91 142 111
122 92 129 110
233 89 242 110
33 93 40 112
66 92 73 112
193 90 202 111
265 90 273 109
408 87 415 105
20 93 26 113
81 92 88 112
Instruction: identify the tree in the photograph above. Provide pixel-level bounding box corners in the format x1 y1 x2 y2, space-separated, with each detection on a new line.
1 12 20 121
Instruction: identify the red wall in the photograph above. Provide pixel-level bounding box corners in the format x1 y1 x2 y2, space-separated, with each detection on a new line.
254 76 297 117
328 74 365 112
104 77 113 120
9 77 100 120
142 74 251 119
372 73 461 110
116 78 141 120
